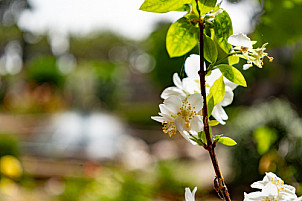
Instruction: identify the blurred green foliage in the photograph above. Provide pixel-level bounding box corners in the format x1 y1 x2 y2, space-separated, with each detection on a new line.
26 56 64 87
60 178 92 201
0 134 19 158
228 99 302 194
57 161 199 201
69 32 135 61
0 25 22 50
253 126 277 155
253 0 302 47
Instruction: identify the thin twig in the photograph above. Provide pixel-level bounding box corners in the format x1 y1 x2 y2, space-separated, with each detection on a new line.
195 1 231 200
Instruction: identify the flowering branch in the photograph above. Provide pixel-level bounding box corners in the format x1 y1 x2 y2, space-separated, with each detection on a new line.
195 1 231 200
140 0 273 200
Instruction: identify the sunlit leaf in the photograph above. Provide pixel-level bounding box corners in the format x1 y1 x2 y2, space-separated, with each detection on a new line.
140 0 191 13
206 92 214 116
209 126 213 139
192 0 217 15
214 134 222 142
217 64 247 87
209 75 225 105
209 120 219 126
219 136 237 146
228 55 239 65
166 17 199 57
200 130 207 144
214 10 233 53
204 34 218 63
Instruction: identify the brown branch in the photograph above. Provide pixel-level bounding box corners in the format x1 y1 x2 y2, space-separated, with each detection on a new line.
195 1 231 200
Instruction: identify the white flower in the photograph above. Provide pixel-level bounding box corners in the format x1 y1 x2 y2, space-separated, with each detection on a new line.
228 33 254 49
161 73 198 100
185 54 237 125
160 54 238 125
151 94 204 145
244 172 299 201
228 33 273 70
185 187 197 201
249 43 273 68
161 54 204 101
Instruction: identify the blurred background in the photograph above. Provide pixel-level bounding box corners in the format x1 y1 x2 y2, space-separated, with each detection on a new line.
0 0 302 200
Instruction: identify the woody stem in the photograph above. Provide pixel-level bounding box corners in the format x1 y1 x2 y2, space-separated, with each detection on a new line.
195 1 231 200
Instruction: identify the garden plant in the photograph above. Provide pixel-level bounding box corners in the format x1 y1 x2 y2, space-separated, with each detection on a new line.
140 0 302 200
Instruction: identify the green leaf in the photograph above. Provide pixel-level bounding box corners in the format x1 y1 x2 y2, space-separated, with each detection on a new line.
209 120 219 126
166 17 199 57
209 75 225 105
200 131 207 144
192 0 217 15
175 3 191 12
206 93 214 117
214 134 223 142
139 0 191 13
219 136 237 146
204 34 218 63
228 55 239 65
214 10 233 53
217 64 247 87
209 126 213 139
184 13 199 22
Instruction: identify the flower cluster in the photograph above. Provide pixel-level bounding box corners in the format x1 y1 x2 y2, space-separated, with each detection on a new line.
228 33 273 70
244 172 302 201
151 93 204 144
152 54 237 144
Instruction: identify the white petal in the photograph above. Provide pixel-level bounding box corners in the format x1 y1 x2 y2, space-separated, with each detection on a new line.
280 189 298 200
159 112 174 122
159 104 170 115
184 54 200 79
190 115 204 132
243 192 252 201
151 116 165 123
212 104 228 125
296 196 302 201
262 182 278 197
243 63 253 70
221 86 234 107
178 130 197 145
182 77 200 94
228 33 253 49
244 191 267 200
187 93 203 112
161 87 186 100
282 184 297 196
185 187 197 201
250 181 265 189
264 172 278 182
206 69 222 87
164 96 182 114
175 117 196 145
173 73 183 89
223 77 238 90
174 116 187 131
